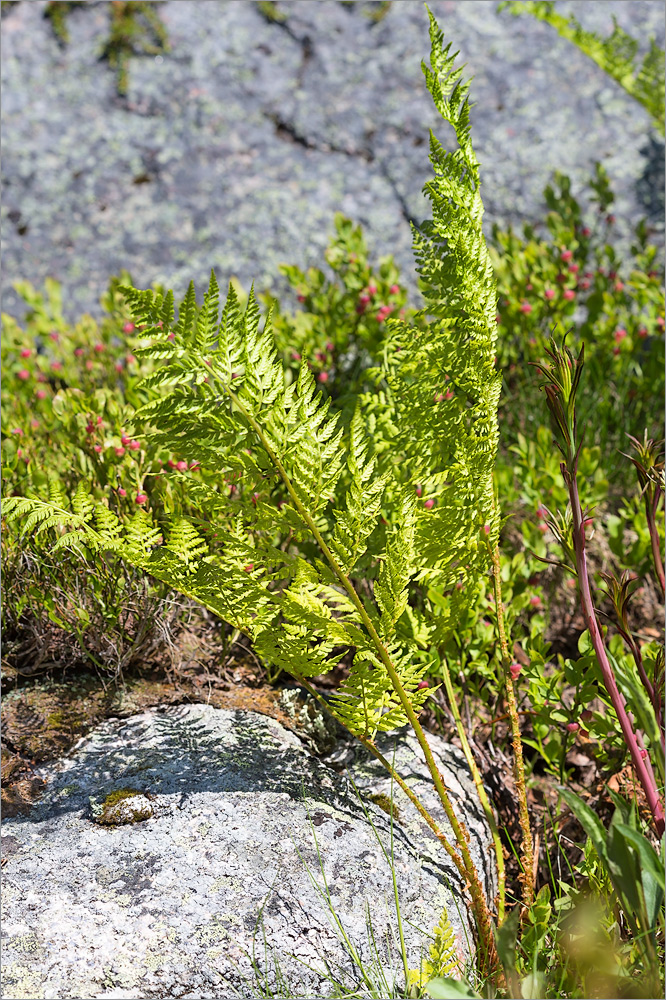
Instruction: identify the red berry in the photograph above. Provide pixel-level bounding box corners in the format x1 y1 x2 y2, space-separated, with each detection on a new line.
36 389 47 400
614 281 624 292
529 595 541 608
657 316 665 329
167 332 176 341
11 427 23 436
86 423 95 434
560 249 573 262
94 343 104 353
613 346 621 356
637 326 648 339
20 348 31 358
297 294 306 303
317 371 329 383
167 459 177 469
482 524 490 535
176 460 188 471
74 347 84 357
367 283 377 296
129 440 141 451
417 680 429 690
135 493 147 505
17 369 30 380
566 722 579 733
509 662 521 681
85 360 94 371
126 354 136 365
563 289 575 301
520 301 532 314
389 284 400 295
445 389 454 400
581 227 591 237
115 447 126 457
424 498 435 509
325 341 334 352
580 279 591 291
244 564 254 573
415 485 423 497
121 434 130 445
568 264 579 273
544 288 555 301
614 328 627 343
123 322 135 334
94 444 103 453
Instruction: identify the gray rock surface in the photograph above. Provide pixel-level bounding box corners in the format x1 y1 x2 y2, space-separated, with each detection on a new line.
1 704 496 999
1 1 663 323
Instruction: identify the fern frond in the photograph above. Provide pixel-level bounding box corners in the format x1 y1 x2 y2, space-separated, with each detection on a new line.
500 0 665 130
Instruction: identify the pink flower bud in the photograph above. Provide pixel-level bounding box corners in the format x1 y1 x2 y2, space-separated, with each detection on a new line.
614 281 624 293
85 360 94 371
657 316 665 329
580 279 590 291
94 343 104 353
11 427 23 436
317 371 329 383
115 362 124 373
118 487 127 497
17 369 30 380
520 301 532 314
123 322 135 334
86 423 95 434
291 351 301 361
482 524 490 535
581 227 591 237
121 434 130 445
16 448 22 458
445 389 454 400
417 680 429 690
544 288 555 301
367 283 377 296
36 389 47 400
325 341 334 352
434 392 444 403
94 444 103 453
126 354 136 365
580 710 593 724
135 493 147 505
560 249 573 262
566 722 579 733
389 284 400 295
536 506 546 519
167 459 177 469
244 563 254 572
538 523 548 533
613 346 621 357
606 214 615 224
415 484 423 497
20 348 31 358
509 662 521 681
563 289 575 301
115 447 126 457
641 749 648 760
568 263 579 273
614 328 627 343
129 440 141 451
167 332 176 341
176 460 188 471
637 326 648 339
30 419 39 430
297 294 306 303
74 347 85 357
424 498 435 509
97 415 103 425
49 331 60 343
529 595 541 608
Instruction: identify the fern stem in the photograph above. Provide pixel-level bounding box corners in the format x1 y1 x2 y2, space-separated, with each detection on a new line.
489 537 535 909
439 654 506 923
227 381 498 974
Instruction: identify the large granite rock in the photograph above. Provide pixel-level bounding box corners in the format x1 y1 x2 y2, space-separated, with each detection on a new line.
1 1 662 322
1 703 496 999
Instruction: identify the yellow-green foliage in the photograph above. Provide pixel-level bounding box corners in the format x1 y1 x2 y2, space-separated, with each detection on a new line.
500 1 665 131
407 905 461 995
3 10 500 744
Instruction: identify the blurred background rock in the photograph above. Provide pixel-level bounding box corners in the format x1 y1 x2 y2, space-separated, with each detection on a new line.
1 0 663 320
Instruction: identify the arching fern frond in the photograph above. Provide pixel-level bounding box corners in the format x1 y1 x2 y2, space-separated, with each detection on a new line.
500 0 665 131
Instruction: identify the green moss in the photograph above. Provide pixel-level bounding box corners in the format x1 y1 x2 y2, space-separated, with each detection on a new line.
256 1 288 25
368 792 402 822
93 786 153 826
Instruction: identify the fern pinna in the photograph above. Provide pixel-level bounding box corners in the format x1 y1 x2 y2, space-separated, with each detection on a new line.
3 10 501 971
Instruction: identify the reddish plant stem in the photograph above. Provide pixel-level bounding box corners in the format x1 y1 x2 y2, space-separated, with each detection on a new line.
646 486 665 600
565 463 665 836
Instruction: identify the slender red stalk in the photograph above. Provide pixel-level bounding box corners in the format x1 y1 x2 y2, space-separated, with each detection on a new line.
565 462 664 835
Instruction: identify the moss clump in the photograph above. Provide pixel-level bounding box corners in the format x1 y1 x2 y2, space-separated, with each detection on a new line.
368 792 402 822
92 787 153 826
